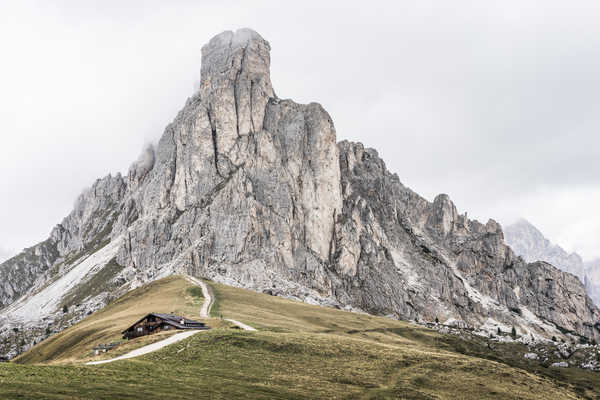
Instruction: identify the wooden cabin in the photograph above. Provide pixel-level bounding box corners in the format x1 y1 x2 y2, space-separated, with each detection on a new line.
122 313 209 339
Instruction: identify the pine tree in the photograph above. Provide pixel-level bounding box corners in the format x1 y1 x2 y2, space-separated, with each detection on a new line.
511 326 517 338
62 304 68 313
497 327 501 335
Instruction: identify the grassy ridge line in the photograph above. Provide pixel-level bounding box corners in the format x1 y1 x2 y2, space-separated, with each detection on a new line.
13 276 218 364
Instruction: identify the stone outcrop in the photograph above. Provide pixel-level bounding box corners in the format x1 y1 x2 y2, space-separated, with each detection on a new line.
0 174 126 308
505 219 600 307
331 142 598 340
585 259 600 308
505 219 586 281
1 29 598 358
0 239 58 309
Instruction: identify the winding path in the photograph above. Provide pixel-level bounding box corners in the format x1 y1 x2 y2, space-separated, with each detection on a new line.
85 275 256 365
183 275 212 318
225 318 257 331
183 275 256 330
85 330 199 365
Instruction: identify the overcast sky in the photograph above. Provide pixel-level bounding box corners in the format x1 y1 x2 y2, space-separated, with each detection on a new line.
1 1 599 262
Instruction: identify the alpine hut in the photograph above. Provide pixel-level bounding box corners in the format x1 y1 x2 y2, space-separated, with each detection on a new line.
122 313 209 339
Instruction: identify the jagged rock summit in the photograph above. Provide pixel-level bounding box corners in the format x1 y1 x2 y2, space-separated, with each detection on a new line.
505 218 585 281
1 29 598 358
505 218 600 307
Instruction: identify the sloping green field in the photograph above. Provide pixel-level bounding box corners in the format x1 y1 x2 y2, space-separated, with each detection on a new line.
14 276 221 364
1 276 597 399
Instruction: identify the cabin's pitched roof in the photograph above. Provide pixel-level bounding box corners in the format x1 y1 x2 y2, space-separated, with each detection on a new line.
152 313 206 328
122 313 206 333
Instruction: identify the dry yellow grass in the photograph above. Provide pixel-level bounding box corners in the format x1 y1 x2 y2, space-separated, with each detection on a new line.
5 277 593 399
15 276 225 364
210 281 443 348
206 281 592 399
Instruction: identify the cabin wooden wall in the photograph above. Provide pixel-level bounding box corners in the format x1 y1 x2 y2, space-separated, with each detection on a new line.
123 316 176 339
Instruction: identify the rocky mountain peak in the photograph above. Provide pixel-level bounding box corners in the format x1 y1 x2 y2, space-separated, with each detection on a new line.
201 28 272 84
509 218 550 245
1 29 599 359
199 28 274 145
505 219 600 307
428 194 459 236
504 219 585 280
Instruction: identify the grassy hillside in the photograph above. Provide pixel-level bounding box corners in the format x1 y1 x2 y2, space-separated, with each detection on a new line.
209 281 437 346
1 276 597 399
1 329 582 400
209 282 600 398
14 276 216 364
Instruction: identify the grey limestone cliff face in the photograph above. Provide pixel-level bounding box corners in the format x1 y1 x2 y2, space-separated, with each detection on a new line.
108 29 342 301
586 259 600 307
331 142 599 339
0 239 58 309
505 219 600 307
0 173 127 357
1 29 599 353
0 173 126 309
504 219 586 281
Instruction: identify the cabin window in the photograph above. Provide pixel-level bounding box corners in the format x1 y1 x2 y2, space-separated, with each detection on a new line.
163 325 169 330
137 327 143 332
148 316 155 322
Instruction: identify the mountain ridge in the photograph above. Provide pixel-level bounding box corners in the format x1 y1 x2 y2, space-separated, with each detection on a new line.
504 218 600 306
1 28 598 359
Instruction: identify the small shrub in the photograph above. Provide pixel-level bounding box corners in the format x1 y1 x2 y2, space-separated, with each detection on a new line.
186 287 204 299
62 305 69 313
552 336 557 342
435 316 439 324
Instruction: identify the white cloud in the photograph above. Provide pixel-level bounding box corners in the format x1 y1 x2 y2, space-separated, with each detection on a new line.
0 247 15 263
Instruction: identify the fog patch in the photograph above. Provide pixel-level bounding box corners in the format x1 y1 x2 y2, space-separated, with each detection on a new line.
0 247 15 264
129 143 156 182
